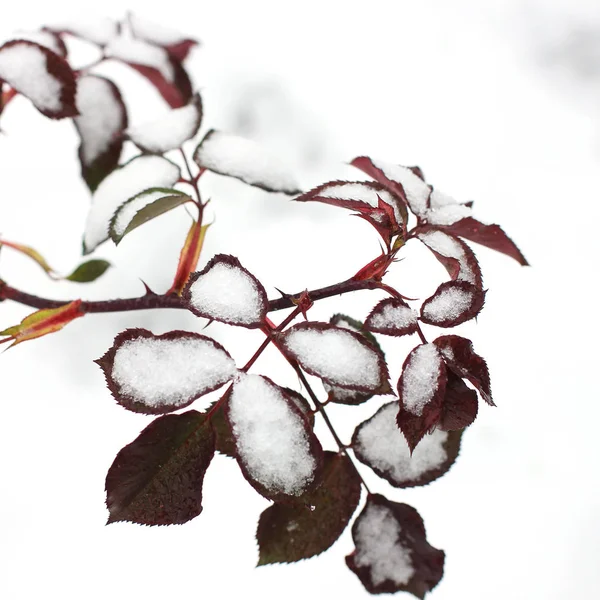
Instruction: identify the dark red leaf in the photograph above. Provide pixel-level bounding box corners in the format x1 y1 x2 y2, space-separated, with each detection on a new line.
364 297 419 337
434 334 494 406
420 280 486 328
257 452 361 565
439 371 478 431
105 410 215 525
440 217 528 266
346 494 445 598
352 401 462 488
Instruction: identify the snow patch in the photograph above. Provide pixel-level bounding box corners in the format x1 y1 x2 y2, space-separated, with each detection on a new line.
400 344 444 416
418 229 478 284
106 36 174 82
367 301 417 334
129 13 190 46
422 285 474 324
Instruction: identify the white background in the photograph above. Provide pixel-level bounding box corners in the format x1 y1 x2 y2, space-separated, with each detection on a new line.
1 1 599 599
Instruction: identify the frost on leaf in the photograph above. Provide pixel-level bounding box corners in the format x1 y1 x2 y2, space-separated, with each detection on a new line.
352 402 461 488
83 155 180 253
417 227 483 288
257 452 361 565
96 329 237 415
420 280 485 328
281 322 391 394
294 181 406 241
47 17 120 46
350 156 431 218
128 13 198 61
0 40 77 119
126 93 202 153
105 410 215 526
397 344 447 452
193 129 301 195
434 334 493 406
365 298 418 337
109 187 193 244
346 495 445 598
74 74 127 191
225 374 323 501
438 217 529 266
183 254 268 328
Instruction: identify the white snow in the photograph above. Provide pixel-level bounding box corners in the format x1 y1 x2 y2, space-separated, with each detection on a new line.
0 42 63 113
354 501 415 586
2 32 64 56
354 402 449 485
282 325 383 391
422 285 474 324
193 130 300 194
317 182 403 224
83 155 180 253
111 335 237 409
75 75 125 165
129 13 190 46
187 259 266 326
400 344 444 416
105 36 174 82
228 374 318 496
127 98 201 153
417 229 478 284
426 189 472 225
49 17 119 46
369 158 431 217
366 301 418 334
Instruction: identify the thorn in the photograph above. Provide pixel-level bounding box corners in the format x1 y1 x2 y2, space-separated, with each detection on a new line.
140 280 154 296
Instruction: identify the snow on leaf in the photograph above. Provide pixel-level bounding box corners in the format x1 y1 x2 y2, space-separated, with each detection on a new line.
74 74 127 191
352 402 462 488
183 254 268 328
438 217 529 266
417 227 483 288
83 155 180 253
105 410 215 526
294 181 405 235
2 30 67 57
281 322 391 393
193 129 301 195
126 93 202 153
351 156 431 218
346 495 445 598
434 335 493 406
420 280 485 328
425 189 473 225
109 187 193 244
128 13 198 61
106 36 174 82
225 374 323 500
0 40 77 119
439 371 478 431
95 329 237 415
397 344 447 452
257 452 361 565
47 17 120 46
365 298 419 337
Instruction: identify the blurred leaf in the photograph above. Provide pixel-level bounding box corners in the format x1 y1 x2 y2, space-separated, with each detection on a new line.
65 259 111 283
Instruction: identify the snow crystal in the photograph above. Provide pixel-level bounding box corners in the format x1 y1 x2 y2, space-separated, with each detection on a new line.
368 302 417 333
0 43 62 112
83 155 180 253
355 403 449 485
369 159 430 216
193 130 300 194
106 36 174 82
75 75 124 165
283 326 382 391
129 13 189 46
417 230 478 284
127 99 201 153
49 17 119 46
422 285 474 324
318 182 403 224
111 336 237 408
354 502 414 586
188 260 266 326
228 374 317 496
400 344 443 416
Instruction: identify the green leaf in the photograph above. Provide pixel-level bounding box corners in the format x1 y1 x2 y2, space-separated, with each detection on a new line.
256 452 361 565
66 259 111 283
109 187 193 244
105 410 215 525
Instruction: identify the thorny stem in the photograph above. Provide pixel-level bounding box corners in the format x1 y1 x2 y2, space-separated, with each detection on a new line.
261 317 372 494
